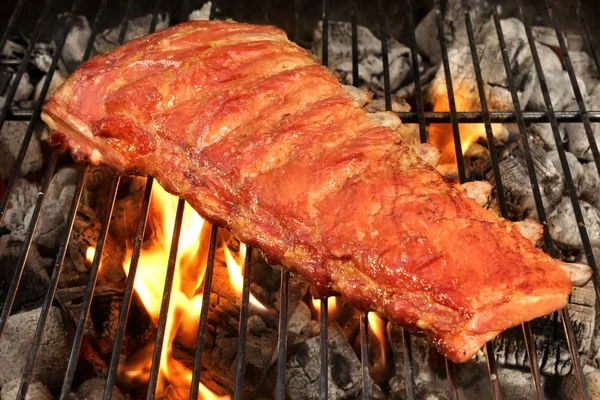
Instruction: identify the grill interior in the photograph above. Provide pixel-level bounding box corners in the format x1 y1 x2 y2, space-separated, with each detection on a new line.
1 0 600 399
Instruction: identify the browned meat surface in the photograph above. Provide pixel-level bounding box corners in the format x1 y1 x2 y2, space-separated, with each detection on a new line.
41 20 572 363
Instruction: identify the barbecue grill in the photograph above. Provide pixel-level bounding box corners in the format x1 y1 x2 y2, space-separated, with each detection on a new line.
1 0 600 399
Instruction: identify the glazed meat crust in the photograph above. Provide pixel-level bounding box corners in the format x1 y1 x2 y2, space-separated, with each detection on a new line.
41 20 572 363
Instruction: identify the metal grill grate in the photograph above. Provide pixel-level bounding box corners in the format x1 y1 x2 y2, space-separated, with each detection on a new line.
1 0 599 399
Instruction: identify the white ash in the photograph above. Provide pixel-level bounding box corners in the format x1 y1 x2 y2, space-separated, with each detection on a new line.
22 167 80 251
562 110 600 163
556 369 600 399
578 162 600 209
76 377 124 400
0 120 44 180
570 51 599 92
527 43 587 112
287 301 311 336
531 26 568 51
30 41 56 73
548 197 600 250
546 149 584 194
10 71 33 102
94 13 170 54
0 178 38 233
56 14 91 73
0 380 53 400
2 38 26 60
33 70 65 101
528 123 565 152
312 21 420 94
188 2 212 21
0 307 70 391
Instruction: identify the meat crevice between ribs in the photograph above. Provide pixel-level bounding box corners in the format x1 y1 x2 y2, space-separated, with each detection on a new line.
41 20 572 363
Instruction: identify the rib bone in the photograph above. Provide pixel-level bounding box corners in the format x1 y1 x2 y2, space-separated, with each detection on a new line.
462 181 492 208
560 262 593 287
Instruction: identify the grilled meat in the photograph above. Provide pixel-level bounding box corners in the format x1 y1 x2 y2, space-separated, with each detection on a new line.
41 20 573 363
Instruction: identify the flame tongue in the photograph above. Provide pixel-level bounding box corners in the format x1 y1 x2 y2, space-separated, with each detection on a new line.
120 183 226 399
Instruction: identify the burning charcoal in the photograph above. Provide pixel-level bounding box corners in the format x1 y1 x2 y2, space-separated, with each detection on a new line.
563 112 600 163
11 71 33 102
548 197 600 250
415 0 492 64
578 162 600 209
1 178 38 233
26 167 80 251
288 301 311 336
94 13 170 54
556 369 600 400
0 235 49 313
34 71 66 101
531 26 568 51
31 41 56 73
76 377 124 400
546 150 584 194
0 307 70 391
286 324 372 400
428 18 536 117
494 140 564 220
493 281 595 376
570 51 599 91
528 123 565 152
0 121 44 180
188 2 212 21
312 21 418 94
527 44 584 112
56 14 91 73
172 248 277 397
0 380 53 400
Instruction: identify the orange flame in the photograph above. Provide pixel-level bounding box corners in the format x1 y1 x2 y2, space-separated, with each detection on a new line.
428 83 502 174
312 296 339 321
223 242 268 312
121 182 228 399
367 312 387 374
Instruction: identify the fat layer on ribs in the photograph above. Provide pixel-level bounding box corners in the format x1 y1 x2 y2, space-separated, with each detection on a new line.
41 20 572 363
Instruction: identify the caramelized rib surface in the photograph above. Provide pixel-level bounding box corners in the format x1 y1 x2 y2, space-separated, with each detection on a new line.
41 21 571 362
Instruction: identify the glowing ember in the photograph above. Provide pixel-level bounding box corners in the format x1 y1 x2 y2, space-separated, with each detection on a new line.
85 246 95 264
223 242 268 312
120 182 228 399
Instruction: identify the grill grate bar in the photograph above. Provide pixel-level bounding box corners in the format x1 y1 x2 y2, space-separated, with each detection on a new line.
360 313 371 399
319 1 330 399
352 3 373 398
576 0 600 86
147 199 186 399
189 224 219 399
16 164 88 399
0 0 26 62
405 0 427 144
0 149 58 340
10 108 600 123
519 0 600 304
378 0 392 111
233 246 254 400
275 269 290 400
445 359 459 400
433 0 467 183
0 0 69 226
319 298 329 400
58 174 120 398
378 1 418 398
103 177 155 400
460 1 504 397
0 0 54 131
545 0 600 181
